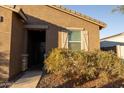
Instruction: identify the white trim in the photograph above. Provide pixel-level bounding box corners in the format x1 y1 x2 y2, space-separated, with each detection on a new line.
65 27 84 30
68 41 81 43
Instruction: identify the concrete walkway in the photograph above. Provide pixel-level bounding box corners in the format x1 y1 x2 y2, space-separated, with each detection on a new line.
10 71 42 88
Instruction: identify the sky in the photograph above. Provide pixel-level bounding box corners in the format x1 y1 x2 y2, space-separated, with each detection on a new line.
64 5 124 39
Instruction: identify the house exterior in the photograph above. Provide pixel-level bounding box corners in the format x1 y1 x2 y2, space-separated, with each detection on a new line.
101 32 124 59
0 5 106 80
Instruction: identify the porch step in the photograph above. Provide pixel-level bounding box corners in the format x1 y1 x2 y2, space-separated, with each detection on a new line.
10 71 42 88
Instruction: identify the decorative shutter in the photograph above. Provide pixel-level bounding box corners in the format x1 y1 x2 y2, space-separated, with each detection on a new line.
81 30 88 51
61 31 68 49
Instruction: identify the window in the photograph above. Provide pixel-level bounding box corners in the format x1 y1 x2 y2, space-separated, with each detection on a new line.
61 28 88 51
68 30 81 50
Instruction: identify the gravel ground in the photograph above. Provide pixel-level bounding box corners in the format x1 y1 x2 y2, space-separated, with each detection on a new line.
37 74 65 88
37 73 124 88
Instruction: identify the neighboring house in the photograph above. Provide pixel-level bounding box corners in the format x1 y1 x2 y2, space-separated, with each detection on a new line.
0 5 106 80
101 32 124 59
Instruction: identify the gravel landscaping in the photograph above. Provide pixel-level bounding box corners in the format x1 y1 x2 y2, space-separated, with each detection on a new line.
37 73 64 88
37 73 124 88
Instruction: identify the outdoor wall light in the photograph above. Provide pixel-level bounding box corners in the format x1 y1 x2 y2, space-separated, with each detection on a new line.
0 16 3 22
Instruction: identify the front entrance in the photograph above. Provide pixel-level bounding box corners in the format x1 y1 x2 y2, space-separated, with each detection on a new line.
27 30 46 70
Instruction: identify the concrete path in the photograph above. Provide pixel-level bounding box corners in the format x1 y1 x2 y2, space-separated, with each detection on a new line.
10 71 42 88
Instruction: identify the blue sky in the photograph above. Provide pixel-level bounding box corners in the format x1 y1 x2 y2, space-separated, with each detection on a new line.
64 5 124 39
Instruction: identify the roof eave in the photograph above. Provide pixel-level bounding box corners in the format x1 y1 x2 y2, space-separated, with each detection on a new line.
18 9 28 23
47 5 106 29
0 5 28 23
101 32 124 40
99 25 107 30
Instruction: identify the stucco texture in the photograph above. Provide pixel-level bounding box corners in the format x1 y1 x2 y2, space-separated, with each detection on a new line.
9 12 26 78
19 5 100 51
0 7 12 79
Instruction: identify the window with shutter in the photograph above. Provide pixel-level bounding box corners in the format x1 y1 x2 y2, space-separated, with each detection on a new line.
61 29 88 51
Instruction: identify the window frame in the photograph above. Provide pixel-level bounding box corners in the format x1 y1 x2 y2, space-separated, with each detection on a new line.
68 30 82 50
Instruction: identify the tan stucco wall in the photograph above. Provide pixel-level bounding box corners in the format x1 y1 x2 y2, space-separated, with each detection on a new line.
0 7 12 79
0 5 101 79
9 12 26 78
18 5 100 52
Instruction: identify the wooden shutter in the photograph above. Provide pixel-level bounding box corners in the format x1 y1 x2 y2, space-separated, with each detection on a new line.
81 30 88 51
61 31 68 48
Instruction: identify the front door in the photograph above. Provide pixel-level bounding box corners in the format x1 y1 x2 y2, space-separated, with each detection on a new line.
27 30 46 70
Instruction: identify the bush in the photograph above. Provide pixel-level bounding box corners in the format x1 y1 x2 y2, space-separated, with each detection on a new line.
44 48 124 81
96 51 124 79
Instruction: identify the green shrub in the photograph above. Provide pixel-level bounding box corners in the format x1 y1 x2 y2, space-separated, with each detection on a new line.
44 48 124 81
